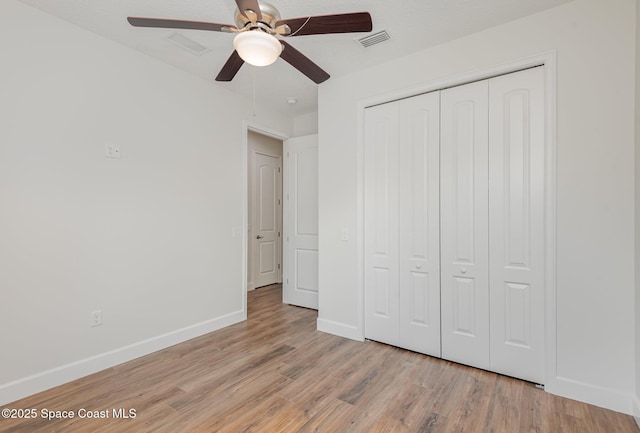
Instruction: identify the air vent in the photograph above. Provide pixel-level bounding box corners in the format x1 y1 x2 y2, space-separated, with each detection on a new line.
167 33 210 55
357 30 390 48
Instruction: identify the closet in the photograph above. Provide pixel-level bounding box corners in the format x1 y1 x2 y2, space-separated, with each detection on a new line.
364 67 545 384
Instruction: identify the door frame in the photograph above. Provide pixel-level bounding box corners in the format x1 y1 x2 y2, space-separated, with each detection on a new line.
356 51 557 385
241 121 289 319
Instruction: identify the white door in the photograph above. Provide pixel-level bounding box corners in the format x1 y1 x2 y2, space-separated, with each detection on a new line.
364 91 441 356
398 91 441 356
364 102 400 346
488 67 545 383
253 152 281 289
440 80 491 371
283 135 319 309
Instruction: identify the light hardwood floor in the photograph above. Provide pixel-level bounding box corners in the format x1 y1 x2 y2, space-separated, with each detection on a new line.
1 284 638 433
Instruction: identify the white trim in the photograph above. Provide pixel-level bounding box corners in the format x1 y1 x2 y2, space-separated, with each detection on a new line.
359 53 552 109
633 395 640 427
282 138 291 305
241 121 249 319
355 51 557 384
317 318 363 342
246 123 290 142
541 51 558 392
545 376 634 415
0 310 244 406
355 100 366 342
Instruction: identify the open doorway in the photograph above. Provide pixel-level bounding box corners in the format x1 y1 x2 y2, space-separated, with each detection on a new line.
247 130 283 292
243 125 319 314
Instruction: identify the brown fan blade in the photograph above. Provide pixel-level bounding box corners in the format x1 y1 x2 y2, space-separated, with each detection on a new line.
235 0 262 22
215 50 245 82
277 12 372 37
279 41 329 84
127 17 237 32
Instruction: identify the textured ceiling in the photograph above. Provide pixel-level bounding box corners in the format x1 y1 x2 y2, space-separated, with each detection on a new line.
18 0 571 116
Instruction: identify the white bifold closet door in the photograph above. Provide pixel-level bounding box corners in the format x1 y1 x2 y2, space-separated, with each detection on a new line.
364 91 441 357
364 67 545 385
440 67 545 383
487 67 545 383
440 80 491 371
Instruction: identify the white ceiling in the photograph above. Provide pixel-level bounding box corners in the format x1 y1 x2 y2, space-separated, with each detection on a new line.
18 0 571 116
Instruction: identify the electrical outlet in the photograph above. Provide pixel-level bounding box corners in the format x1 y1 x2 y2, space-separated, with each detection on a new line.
105 143 121 159
91 310 102 327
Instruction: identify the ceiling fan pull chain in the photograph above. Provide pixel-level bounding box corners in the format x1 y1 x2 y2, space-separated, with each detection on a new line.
252 67 257 117
288 16 311 37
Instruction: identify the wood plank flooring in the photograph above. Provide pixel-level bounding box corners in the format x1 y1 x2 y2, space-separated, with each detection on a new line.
1 284 638 432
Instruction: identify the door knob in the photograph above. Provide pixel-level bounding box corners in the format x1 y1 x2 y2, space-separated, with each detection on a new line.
460 268 467 274
416 264 422 269
256 235 263 239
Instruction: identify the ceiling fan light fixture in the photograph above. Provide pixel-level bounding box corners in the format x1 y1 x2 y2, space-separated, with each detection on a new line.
233 30 282 66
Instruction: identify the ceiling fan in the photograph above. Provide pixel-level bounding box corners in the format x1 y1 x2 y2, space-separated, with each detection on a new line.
127 0 373 84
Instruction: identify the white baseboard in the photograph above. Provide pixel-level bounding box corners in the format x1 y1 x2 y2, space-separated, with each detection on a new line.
316 318 363 341
633 395 640 429
546 376 634 415
317 321 636 416
320 317 640 418
0 310 245 406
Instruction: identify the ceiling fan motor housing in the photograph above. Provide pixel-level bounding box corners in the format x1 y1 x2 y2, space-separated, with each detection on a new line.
234 1 281 30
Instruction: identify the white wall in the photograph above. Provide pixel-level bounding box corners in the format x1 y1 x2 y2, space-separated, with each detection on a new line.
293 112 318 136
0 0 292 404
318 0 636 415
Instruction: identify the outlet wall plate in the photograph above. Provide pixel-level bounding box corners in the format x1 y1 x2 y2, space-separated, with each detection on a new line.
105 143 121 159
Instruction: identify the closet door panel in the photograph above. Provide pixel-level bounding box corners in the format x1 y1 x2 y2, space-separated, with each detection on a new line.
398 91 441 357
440 80 490 370
364 102 400 346
488 67 545 383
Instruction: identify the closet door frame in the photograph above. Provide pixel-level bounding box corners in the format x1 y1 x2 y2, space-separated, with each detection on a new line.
356 51 557 388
